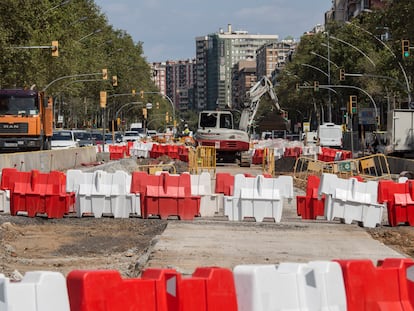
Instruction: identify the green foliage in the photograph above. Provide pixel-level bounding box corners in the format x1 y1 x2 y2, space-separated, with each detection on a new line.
277 1 414 126
0 0 157 129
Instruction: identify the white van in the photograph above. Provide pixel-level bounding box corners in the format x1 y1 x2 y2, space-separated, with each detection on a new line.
317 123 343 148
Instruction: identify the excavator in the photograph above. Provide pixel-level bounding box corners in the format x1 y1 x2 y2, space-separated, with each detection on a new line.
195 76 286 166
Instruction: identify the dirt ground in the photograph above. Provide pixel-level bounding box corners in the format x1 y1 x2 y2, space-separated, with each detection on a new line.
0 215 413 280
0 157 413 280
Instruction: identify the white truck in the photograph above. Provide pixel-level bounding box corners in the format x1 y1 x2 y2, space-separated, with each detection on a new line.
317 123 343 148
386 109 414 156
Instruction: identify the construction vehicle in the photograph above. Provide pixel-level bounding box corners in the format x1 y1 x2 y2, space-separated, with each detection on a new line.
195 76 286 166
0 88 54 152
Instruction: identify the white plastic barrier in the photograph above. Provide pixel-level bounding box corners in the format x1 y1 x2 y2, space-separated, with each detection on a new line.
66 169 140 218
233 261 347 311
190 172 223 217
0 271 70 311
0 172 9 213
318 173 384 228
224 174 293 222
130 141 153 158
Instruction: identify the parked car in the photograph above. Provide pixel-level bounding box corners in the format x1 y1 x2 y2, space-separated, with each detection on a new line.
122 130 141 142
91 131 104 145
72 130 94 147
105 132 123 144
51 130 79 149
147 130 158 137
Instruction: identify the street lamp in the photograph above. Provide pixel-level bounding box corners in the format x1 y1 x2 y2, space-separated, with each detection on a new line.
43 0 71 15
78 29 102 42
345 21 412 106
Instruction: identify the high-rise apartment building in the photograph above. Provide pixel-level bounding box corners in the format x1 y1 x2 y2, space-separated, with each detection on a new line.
196 24 278 110
165 59 195 112
326 0 387 22
151 62 167 95
151 60 195 112
195 36 208 111
231 60 256 109
256 41 296 84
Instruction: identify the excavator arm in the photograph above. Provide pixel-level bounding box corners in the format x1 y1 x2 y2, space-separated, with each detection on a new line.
238 76 285 132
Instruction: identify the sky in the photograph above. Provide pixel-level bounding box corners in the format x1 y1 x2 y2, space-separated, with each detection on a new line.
94 0 331 63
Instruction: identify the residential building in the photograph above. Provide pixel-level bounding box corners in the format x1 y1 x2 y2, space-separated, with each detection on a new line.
151 62 167 95
326 0 388 23
231 60 256 109
196 24 278 110
256 41 295 84
165 59 195 112
195 36 209 111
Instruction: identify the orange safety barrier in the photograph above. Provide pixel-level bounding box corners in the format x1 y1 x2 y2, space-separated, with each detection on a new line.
1 168 75 218
215 173 234 196
178 145 189 162
334 258 414 311
252 149 264 165
284 146 302 158
108 145 126 160
318 147 352 162
166 144 179 159
67 267 238 311
296 175 325 220
378 180 414 226
130 171 200 220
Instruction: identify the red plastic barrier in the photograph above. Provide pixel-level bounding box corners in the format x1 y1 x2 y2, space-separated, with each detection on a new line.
378 180 414 226
67 267 238 311
2 169 75 218
131 172 200 220
178 145 189 162
142 267 238 311
67 270 157 311
317 147 352 162
108 145 125 160
252 149 264 165
335 258 414 311
0 167 19 190
150 143 162 158
284 147 302 158
215 173 234 196
296 175 325 219
167 144 179 159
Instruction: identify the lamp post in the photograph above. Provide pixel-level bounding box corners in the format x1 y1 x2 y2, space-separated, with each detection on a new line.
43 0 71 15
78 29 102 42
345 21 412 106
139 91 177 132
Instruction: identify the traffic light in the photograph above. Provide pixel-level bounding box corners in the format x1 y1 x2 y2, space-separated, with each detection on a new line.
117 117 121 125
402 40 410 58
165 111 169 122
51 41 59 57
339 68 345 81
156 102 160 109
142 108 147 119
132 89 136 96
112 75 118 86
99 91 107 108
140 90 144 99
313 81 319 92
376 115 380 126
102 69 108 80
348 95 357 115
